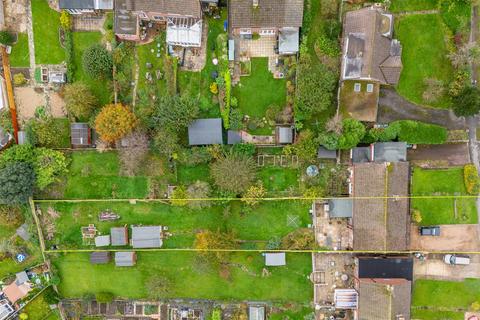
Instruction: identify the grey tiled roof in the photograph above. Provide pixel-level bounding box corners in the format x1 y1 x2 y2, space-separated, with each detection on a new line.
131 226 163 248
229 0 304 29
374 142 407 163
115 0 201 17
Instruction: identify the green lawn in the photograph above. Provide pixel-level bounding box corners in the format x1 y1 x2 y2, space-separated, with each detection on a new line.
22 287 59 320
72 32 111 105
31 0 64 64
60 151 149 199
395 14 453 108
53 251 313 302
38 200 310 249
10 33 30 67
389 0 438 12
177 164 211 185
411 309 463 320
233 58 286 131
412 279 480 314
270 307 314 320
137 36 168 96
411 167 477 225
258 167 299 194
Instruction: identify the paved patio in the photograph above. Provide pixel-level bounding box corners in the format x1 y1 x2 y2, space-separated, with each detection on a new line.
313 201 353 250
72 14 105 31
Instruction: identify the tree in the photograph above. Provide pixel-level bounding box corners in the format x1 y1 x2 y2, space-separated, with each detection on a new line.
295 55 337 122
448 42 480 68
0 31 13 45
453 86 480 117
337 118 365 149
422 78 444 103
151 95 199 132
171 186 188 206
95 103 137 143
0 162 35 204
82 44 113 78
152 129 180 157
242 182 266 206
117 131 149 176
293 129 319 162
187 181 211 209
194 230 237 263
0 239 18 259
210 152 256 194
64 82 98 120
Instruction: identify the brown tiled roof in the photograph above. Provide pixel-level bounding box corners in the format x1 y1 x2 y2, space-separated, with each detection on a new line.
229 0 304 29
342 6 402 85
352 162 410 251
358 279 411 320
115 0 201 17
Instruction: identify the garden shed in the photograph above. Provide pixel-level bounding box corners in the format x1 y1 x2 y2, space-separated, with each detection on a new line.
94 235 111 247
115 251 136 267
71 123 92 148
264 252 286 266
327 199 353 218
48 71 66 84
111 227 128 246
248 306 265 320
275 126 294 144
90 251 111 264
188 118 223 145
131 226 163 248
317 146 337 160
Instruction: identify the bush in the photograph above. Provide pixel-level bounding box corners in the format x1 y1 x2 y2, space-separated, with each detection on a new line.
178 147 212 166
60 11 72 30
13 73 27 86
229 108 244 130
231 143 256 157
64 29 75 82
411 209 422 224
222 69 232 129
64 82 98 120
171 186 188 206
211 309 221 320
0 31 13 45
95 292 114 303
0 162 36 204
464 164 480 195
82 44 113 79
389 120 447 144
242 182 266 206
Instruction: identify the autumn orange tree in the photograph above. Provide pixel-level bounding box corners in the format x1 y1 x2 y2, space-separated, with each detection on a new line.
194 230 237 264
94 103 137 144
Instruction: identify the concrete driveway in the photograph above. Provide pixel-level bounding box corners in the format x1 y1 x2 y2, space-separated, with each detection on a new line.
414 254 480 280
410 224 480 252
407 143 470 166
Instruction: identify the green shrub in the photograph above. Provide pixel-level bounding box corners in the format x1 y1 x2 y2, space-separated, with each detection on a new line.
389 120 447 144
82 44 113 79
13 73 27 86
315 35 340 57
211 309 221 320
222 69 232 129
0 31 13 45
464 164 480 195
231 143 256 157
60 10 72 30
95 292 114 303
252 33 260 40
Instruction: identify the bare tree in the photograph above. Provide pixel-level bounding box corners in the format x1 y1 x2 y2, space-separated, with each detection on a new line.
117 131 149 176
187 181 211 209
448 42 480 68
325 114 343 135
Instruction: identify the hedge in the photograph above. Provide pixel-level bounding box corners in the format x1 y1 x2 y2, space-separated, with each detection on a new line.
464 164 480 195
387 120 448 144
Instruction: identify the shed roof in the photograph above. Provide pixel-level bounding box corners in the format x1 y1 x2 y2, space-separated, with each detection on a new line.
278 27 299 54
352 162 410 251
111 227 128 246
328 199 353 218
276 126 294 144
351 146 372 163
90 251 111 264
227 130 242 145
71 123 91 146
248 306 265 320
358 279 411 320
358 257 413 281
48 71 66 84
59 0 94 9
15 271 28 285
265 252 286 266
131 226 163 248
115 251 136 267
317 146 337 159
95 235 111 247
188 118 223 145
229 0 304 29
373 142 407 162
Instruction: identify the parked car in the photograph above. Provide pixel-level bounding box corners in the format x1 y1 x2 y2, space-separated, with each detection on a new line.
419 226 440 236
444 254 470 265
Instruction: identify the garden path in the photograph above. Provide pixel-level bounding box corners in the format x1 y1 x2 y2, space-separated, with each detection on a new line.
25 0 36 79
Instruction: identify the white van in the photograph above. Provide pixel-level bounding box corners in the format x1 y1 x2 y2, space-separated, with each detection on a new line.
444 254 470 265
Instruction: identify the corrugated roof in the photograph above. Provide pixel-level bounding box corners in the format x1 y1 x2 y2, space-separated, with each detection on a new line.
131 226 163 248
188 118 223 145
229 0 304 29
115 251 136 266
90 251 111 264
111 227 128 246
